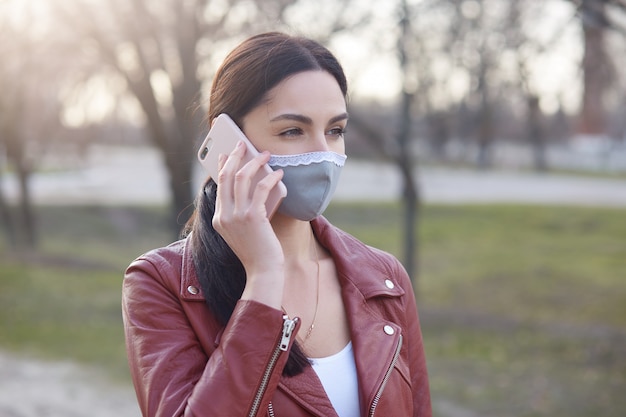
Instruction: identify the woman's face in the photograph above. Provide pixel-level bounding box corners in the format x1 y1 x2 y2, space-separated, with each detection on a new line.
241 70 347 156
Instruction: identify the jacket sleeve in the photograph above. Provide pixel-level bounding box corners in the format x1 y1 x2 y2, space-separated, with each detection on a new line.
394 261 433 417
122 252 298 417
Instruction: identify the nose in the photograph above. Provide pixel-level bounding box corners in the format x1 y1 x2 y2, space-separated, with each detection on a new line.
311 131 330 152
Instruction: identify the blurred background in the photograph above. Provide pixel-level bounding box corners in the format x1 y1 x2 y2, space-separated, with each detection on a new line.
1 0 625 416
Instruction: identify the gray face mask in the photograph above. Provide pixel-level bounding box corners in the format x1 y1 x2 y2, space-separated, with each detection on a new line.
268 151 346 221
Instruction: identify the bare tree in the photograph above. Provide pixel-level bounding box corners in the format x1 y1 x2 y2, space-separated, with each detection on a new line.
506 1 553 171
537 1 623 137
395 0 421 286
53 0 373 236
53 0 300 235
347 0 439 287
446 0 512 168
572 0 611 135
570 0 626 135
0 3 65 250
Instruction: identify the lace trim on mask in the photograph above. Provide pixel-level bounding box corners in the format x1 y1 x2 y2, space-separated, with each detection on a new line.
268 151 347 168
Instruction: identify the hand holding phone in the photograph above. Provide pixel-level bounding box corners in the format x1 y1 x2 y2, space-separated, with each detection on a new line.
198 114 287 219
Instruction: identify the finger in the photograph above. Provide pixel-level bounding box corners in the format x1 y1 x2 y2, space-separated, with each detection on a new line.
217 152 227 172
232 150 270 214
218 141 246 183
250 169 284 216
213 154 228 215
215 141 246 212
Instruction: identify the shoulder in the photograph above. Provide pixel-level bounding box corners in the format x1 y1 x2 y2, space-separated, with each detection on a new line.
124 238 189 297
314 216 404 267
312 217 412 293
127 239 185 275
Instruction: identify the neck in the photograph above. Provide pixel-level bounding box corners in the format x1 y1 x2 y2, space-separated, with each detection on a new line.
271 214 317 265
273 214 322 342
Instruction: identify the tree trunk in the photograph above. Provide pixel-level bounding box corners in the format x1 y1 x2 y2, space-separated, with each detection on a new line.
16 163 36 248
579 0 610 135
397 88 420 288
527 95 548 171
396 0 421 291
163 145 196 237
476 64 493 169
4 115 37 249
400 161 419 287
0 171 17 249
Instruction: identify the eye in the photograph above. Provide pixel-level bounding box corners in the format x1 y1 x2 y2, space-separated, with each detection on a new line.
279 128 304 137
326 126 346 138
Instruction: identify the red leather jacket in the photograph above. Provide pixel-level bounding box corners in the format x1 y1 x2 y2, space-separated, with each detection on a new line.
122 216 431 417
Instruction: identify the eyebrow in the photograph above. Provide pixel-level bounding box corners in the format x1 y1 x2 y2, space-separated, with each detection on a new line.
270 112 349 125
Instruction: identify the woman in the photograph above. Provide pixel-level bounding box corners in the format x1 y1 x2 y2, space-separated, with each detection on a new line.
122 32 431 417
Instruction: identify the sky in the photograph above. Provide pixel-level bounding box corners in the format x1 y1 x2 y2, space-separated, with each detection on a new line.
2 0 588 126
328 0 584 114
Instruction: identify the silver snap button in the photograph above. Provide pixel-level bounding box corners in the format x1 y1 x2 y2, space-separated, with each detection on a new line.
187 285 199 295
384 325 395 335
385 279 395 289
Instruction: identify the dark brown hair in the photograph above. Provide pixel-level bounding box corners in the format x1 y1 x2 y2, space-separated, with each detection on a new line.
184 32 348 376
208 32 347 127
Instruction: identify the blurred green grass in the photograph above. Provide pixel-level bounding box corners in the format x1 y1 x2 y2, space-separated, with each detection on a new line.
0 205 172 380
327 203 626 417
1 203 625 416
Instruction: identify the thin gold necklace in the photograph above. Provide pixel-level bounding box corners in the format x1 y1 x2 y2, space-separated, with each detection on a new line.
304 231 321 341
283 229 320 342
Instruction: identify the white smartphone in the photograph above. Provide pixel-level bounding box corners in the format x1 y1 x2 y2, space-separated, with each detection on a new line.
198 113 287 219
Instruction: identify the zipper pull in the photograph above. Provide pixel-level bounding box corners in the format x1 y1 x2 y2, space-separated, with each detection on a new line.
279 316 297 351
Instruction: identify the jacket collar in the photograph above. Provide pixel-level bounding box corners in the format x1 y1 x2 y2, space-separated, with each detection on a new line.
311 216 406 300
180 235 205 302
180 217 406 302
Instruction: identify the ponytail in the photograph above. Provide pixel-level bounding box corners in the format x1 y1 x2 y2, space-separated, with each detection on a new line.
184 179 310 376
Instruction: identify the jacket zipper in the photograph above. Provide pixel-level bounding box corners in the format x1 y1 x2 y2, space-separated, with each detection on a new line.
248 315 297 417
368 334 403 417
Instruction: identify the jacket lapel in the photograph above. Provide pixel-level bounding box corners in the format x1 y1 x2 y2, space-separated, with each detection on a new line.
312 217 406 414
278 366 338 417
341 279 403 414
276 218 406 416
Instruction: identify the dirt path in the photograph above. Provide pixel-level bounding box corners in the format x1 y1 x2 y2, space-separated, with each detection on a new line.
0 350 479 417
4 145 626 207
0 352 140 417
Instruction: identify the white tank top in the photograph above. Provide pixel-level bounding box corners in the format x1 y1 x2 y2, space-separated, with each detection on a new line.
310 342 360 417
